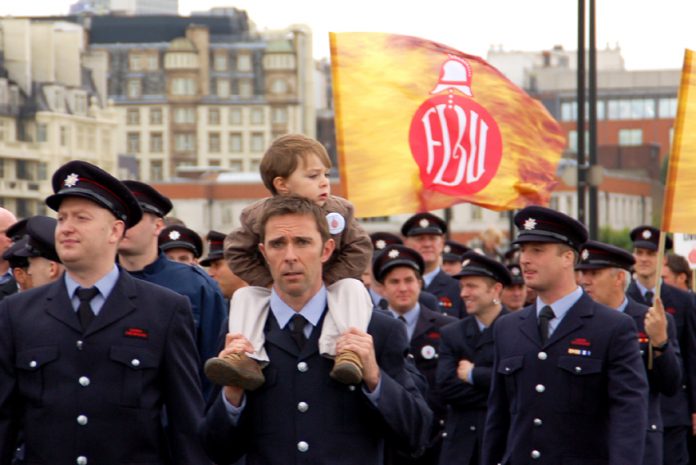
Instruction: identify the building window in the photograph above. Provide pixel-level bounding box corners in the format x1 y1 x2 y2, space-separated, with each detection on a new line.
127 132 141 153
250 107 264 124
250 159 261 172
174 133 195 151
150 160 163 181
214 53 228 71
173 107 196 124
229 159 243 172
209 159 221 167
126 108 140 125
229 108 242 125
38 162 47 181
216 79 230 98
36 123 48 142
271 79 288 94
0 160 5 178
208 108 221 125
272 107 288 124
659 98 678 118
74 94 87 114
618 128 643 146
607 98 656 120
127 79 142 99
208 132 221 153
250 132 264 152
165 52 198 69
16 160 31 180
129 52 158 71
60 126 69 146
171 78 196 96
237 54 252 71
239 80 253 98
229 133 243 153
470 206 482 220
150 132 163 153
150 107 163 125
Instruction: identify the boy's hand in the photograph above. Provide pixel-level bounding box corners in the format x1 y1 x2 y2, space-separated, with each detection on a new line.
336 327 380 391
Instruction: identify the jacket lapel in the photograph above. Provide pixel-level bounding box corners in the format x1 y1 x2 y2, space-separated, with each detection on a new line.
45 276 82 333
475 308 508 349
627 281 646 305
412 307 435 341
84 271 137 336
518 306 542 347
264 312 301 358
545 294 594 348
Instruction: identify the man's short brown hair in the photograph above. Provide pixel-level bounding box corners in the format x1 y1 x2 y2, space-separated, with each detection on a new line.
260 134 332 195
666 253 693 287
259 195 330 245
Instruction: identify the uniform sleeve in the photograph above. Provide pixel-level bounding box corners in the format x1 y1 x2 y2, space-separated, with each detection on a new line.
194 275 228 401
607 315 649 465
372 317 433 454
649 312 681 396
682 293 696 412
480 323 510 465
0 300 20 465
436 326 489 408
161 294 212 465
322 198 372 285
224 200 273 287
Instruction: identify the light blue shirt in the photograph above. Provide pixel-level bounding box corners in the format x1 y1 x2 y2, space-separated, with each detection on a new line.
270 285 327 339
535 286 584 337
224 285 381 422
617 297 629 313
389 304 420 341
65 265 120 315
0 269 13 285
423 267 441 288
634 280 655 301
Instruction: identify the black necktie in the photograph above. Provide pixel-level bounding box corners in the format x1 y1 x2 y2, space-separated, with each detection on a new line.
77 287 99 331
644 291 654 306
289 314 307 350
398 316 407 324
538 305 555 344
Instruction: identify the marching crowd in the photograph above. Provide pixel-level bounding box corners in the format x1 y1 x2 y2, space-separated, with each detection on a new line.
0 134 694 465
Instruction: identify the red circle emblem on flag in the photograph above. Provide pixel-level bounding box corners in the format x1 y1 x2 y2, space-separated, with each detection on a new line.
409 93 502 196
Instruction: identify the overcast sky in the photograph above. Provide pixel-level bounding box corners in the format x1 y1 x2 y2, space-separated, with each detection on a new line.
1 0 694 70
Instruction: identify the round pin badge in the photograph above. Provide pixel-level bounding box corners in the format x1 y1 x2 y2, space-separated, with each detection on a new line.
326 212 346 235
421 345 436 360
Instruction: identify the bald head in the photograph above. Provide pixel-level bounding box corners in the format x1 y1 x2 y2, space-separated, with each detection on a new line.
0 208 17 271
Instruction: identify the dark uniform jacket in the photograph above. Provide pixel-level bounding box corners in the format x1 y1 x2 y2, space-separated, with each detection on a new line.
0 270 209 465
436 308 509 465
127 252 227 399
425 270 465 319
624 298 681 465
201 309 433 465
627 281 696 428
0 277 17 301
481 293 648 465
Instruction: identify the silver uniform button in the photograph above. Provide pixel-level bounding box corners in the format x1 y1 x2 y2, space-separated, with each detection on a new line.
442 432 448 438
297 362 308 372
535 384 545 393
76 340 84 350
79 376 90 387
469 425 476 431
651 424 657 430
348 385 356 391
76 456 87 465
537 352 547 360
297 441 309 452
574 366 582 374
77 415 88 426
531 450 541 459
439 419 445 426
131 358 140 367
534 418 543 426
297 402 309 413
29 361 37 368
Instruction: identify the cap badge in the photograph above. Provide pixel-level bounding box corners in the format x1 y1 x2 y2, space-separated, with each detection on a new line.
375 239 386 250
581 249 590 260
64 173 80 188
461 259 470 267
419 218 429 228
523 218 537 230
511 266 520 276
388 249 400 259
642 229 652 239
169 230 181 240
444 245 451 253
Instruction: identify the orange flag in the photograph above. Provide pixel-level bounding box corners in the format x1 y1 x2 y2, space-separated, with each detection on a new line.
330 32 565 218
662 49 696 234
